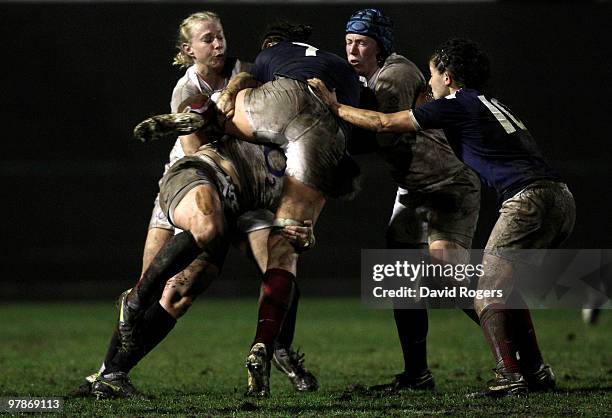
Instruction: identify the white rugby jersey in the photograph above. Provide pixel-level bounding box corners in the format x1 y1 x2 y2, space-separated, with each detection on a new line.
165 58 249 172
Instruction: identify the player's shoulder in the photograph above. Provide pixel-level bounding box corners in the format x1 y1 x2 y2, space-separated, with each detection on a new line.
172 66 194 90
427 92 463 110
454 88 486 112
171 66 200 112
172 66 202 96
378 53 424 83
254 44 280 65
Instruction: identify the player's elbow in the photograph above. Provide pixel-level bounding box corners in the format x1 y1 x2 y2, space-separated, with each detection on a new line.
380 113 413 134
378 115 396 133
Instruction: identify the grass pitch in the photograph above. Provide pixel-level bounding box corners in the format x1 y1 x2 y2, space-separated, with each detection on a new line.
0 298 610 416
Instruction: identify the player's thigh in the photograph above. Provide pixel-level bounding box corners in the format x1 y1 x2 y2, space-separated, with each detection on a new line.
172 185 224 242
429 240 470 264
426 167 480 250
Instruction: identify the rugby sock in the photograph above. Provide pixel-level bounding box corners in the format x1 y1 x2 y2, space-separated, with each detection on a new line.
254 268 294 356
479 304 520 373
104 303 176 374
275 283 300 350
512 309 543 373
394 308 429 377
141 302 177 355
103 344 142 374
100 329 121 373
131 231 201 310
508 292 543 372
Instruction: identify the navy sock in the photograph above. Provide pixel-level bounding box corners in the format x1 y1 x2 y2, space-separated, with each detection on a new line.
131 231 201 310
104 303 177 374
394 308 429 377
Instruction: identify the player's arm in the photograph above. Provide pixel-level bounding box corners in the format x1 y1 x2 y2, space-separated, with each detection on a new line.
216 72 261 120
176 93 218 150
308 78 418 134
179 133 205 154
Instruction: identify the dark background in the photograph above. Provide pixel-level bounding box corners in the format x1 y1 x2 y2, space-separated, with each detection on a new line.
1 1 610 300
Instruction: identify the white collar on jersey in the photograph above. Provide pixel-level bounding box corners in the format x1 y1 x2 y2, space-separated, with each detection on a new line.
366 67 383 90
445 91 458 99
445 88 465 99
186 65 229 95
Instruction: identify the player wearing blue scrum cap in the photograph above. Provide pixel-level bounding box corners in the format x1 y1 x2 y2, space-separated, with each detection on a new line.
345 8 394 66
310 37 575 398
344 8 481 392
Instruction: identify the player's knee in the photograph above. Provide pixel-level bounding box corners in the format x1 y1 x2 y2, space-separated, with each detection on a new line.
171 296 195 318
180 188 223 247
429 239 464 251
161 273 198 317
429 240 469 266
190 219 223 248
161 295 194 319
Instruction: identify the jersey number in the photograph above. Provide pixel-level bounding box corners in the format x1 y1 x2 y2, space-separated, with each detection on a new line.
478 95 526 134
292 42 318 57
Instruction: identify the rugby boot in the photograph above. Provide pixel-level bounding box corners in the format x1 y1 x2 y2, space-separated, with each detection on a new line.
91 371 145 399
467 369 528 398
69 372 99 397
133 112 206 143
272 346 319 392
523 363 556 392
245 343 270 397
117 289 144 353
369 369 435 392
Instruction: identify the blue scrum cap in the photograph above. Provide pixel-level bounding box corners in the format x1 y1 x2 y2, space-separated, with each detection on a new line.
346 8 394 58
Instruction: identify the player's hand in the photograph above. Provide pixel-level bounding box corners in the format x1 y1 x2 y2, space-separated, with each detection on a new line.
308 78 339 109
282 219 315 251
215 90 236 121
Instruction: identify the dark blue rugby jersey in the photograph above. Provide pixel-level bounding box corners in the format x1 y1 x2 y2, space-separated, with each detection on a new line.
411 88 561 201
250 41 360 107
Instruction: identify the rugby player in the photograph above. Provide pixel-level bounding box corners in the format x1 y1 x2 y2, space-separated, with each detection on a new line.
343 9 481 391
75 12 317 399
128 21 362 397
309 38 575 397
